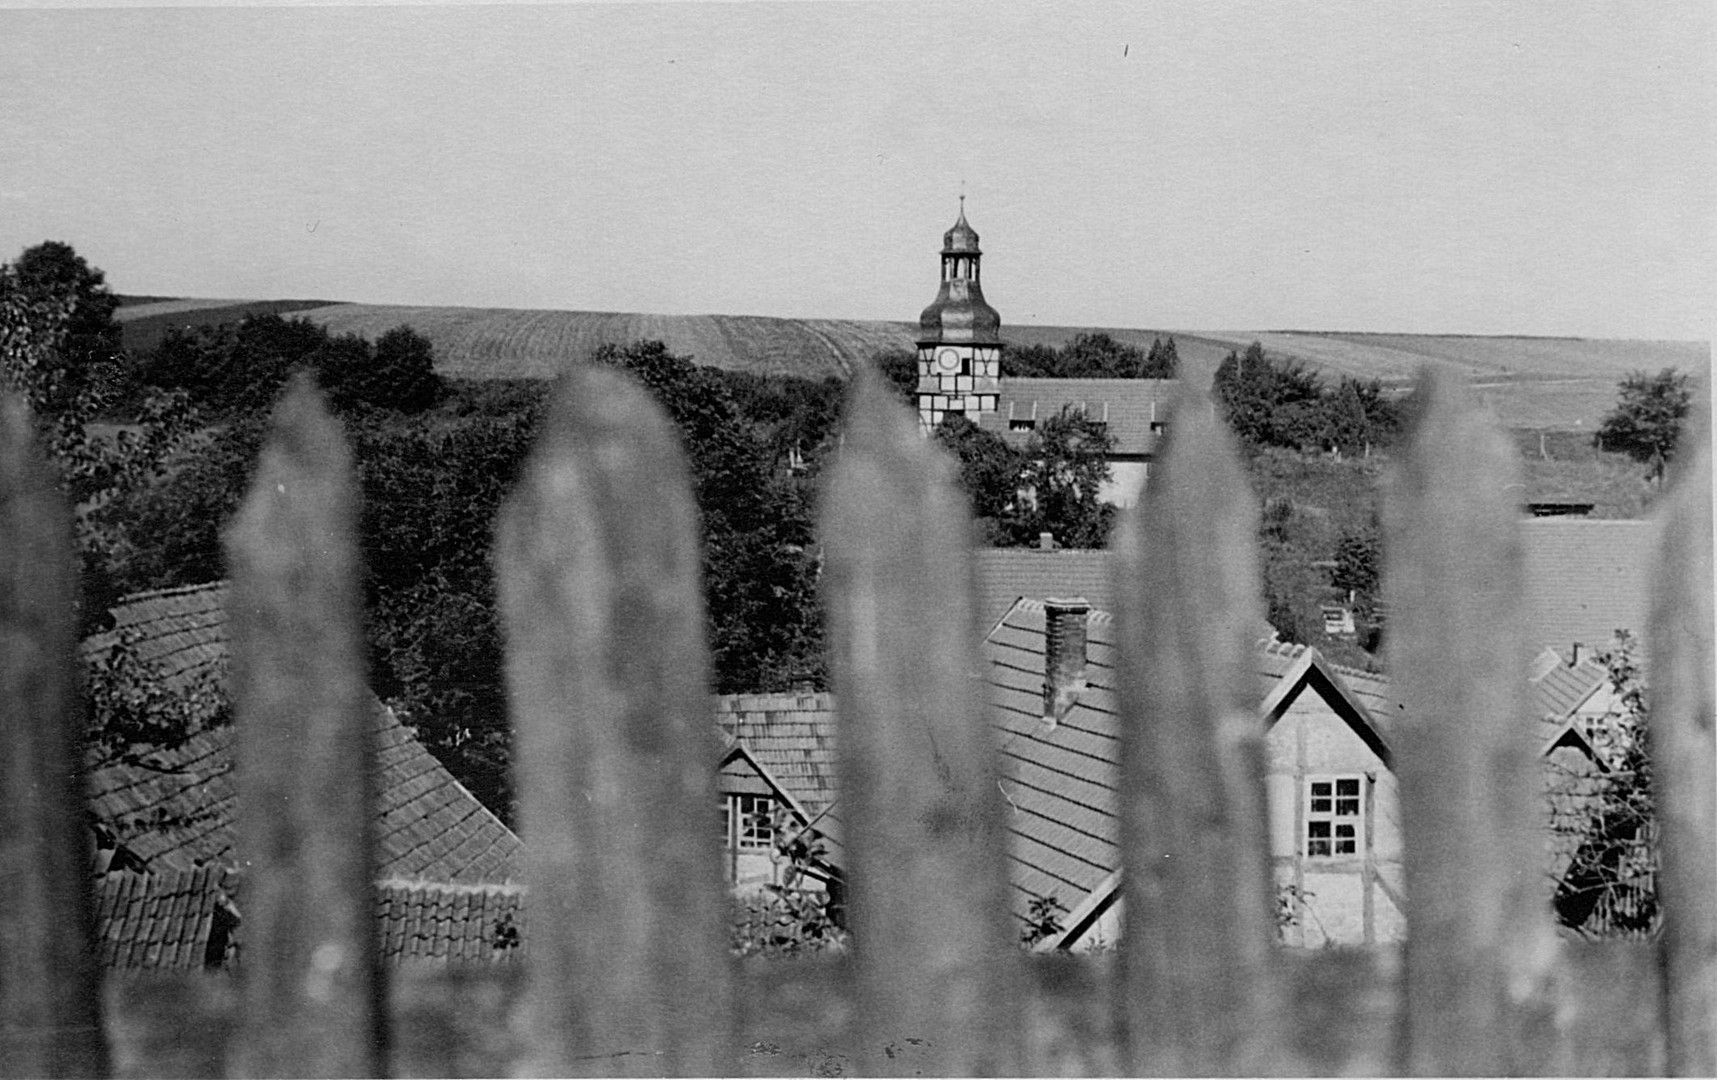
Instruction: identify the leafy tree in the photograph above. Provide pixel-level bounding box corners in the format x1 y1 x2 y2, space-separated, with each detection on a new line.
1 251 202 625
8 241 124 413
932 415 1024 544
1594 368 1693 479
340 325 443 412
1001 341 1059 378
1323 376 1403 457
1143 335 1180 379
1014 406 1116 548
1058 332 1146 378
1546 632 1658 937
143 315 443 418
871 347 921 405
593 340 826 693
1213 342 1326 451
1000 332 1177 379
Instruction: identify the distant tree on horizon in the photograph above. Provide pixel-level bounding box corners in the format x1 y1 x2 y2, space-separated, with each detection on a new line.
1594 368 1693 481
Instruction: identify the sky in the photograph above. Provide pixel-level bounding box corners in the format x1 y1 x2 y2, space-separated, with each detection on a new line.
2 1 1713 339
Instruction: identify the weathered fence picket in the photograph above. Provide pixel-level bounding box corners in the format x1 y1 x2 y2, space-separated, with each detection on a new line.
1111 385 1284 1075
495 366 731 1076
224 376 383 1077
0 357 1711 1076
1385 368 1561 1074
821 372 1024 1076
1647 404 1715 1077
0 395 107 1078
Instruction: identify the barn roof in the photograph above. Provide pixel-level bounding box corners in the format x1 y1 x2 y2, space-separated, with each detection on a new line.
972 547 1115 633
82 582 522 885
1520 518 1658 661
977 378 1178 457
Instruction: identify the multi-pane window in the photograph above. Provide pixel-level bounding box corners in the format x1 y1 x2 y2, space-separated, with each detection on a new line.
1305 776 1363 857
722 793 776 852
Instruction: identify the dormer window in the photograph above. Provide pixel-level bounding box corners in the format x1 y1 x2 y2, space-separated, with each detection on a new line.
1305 776 1363 857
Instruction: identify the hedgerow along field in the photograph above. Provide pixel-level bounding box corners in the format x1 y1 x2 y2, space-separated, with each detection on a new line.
116 299 1708 430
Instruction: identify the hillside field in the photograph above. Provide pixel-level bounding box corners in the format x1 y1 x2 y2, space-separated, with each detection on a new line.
116 299 1709 431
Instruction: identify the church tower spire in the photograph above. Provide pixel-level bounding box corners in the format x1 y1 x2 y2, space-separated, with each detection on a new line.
915 201 1003 432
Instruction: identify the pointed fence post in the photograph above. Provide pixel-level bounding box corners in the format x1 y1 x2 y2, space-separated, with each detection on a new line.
0 394 108 1078
1647 402 1714 1077
1384 367 1558 1075
497 365 730 1076
820 372 1022 1076
1111 386 1283 1075
225 376 383 1077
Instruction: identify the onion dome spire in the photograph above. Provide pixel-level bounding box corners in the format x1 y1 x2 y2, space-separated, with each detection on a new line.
918 199 1001 346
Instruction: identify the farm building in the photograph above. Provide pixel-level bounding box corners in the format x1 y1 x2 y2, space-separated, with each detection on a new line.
911 204 1174 506
1519 518 1659 664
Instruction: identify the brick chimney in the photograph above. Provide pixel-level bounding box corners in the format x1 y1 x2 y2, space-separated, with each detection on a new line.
1042 598 1090 724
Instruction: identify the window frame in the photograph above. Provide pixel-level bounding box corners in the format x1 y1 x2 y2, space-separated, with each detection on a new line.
723 792 777 852
1304 774 1365 859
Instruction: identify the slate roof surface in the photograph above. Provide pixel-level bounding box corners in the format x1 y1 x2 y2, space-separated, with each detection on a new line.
977 378 1179 457
94 869 527 969
715 692 844 858
972 548 1115 634
1520 519 1657 660
82 583 521 885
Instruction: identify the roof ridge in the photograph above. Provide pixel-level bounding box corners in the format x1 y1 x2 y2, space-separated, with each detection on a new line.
714 690 836 710
374 877 526 897
109 580 229 607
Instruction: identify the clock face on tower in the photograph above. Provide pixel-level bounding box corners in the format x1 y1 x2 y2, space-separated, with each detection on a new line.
936 348 961 373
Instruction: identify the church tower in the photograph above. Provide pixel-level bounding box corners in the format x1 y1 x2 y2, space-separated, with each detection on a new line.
915 200 1003 432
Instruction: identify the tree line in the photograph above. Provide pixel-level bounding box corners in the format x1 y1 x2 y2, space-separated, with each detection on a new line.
1 242 839 821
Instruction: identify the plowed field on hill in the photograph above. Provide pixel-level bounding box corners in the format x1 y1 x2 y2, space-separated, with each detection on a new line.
293 306 923 381
120 299 1708 430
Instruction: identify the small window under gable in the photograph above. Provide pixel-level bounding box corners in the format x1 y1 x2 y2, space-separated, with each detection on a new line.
1305 775 1363 858
722 792 776 852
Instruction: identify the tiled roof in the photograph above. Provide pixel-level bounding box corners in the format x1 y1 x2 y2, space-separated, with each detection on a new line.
94 869 526 970
1530 653 1610 722
1252 636 1398 738
977 378 1179 456
94 865 238 972
374 879 526 966
82 583 521 885
715 692 843 858
1520 519 1658 660
972 548 1115 633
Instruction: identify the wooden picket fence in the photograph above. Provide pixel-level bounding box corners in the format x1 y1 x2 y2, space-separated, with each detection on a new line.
2 364 1712 1077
